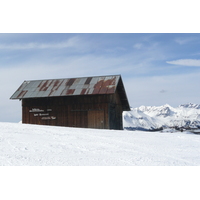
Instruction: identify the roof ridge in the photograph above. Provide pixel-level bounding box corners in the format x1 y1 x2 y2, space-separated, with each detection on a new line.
24 74 121 82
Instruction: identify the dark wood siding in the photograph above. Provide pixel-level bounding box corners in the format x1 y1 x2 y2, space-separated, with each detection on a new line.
108 90 123 130
22 92 124 130
88 110 104 129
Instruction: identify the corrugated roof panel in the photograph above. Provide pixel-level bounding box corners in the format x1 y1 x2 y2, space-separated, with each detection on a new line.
23 81 36 91
73 88 83 95
90 77 99 85
31 91 42 98
22 90 34 98
80 88 87 95
98 76 114 94
52 86 65 96
85 77 92 84
69 79 80 90
32 80 41 88
87 83 95 89
16 81 29 92
11 90 21 99
66 89 75 95
60 86 70 96
41 80 54 91
66 78 76 86
88 88 96 95
92 77 105 94
28 91 40 98
75 82 86 89
10 75 130 111
17 90 28 99
54 79 68 93
78 77 87 85
106 76 117 94
30 81 41 93
40 90 52 97
28 81 41 88
106 85 116 94
51 79 63 90
10 75 121 99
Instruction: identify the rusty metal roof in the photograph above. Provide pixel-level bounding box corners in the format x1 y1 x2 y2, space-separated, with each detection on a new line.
10 75 130 110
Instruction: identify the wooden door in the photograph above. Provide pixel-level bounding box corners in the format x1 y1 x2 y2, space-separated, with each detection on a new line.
88 110 104 129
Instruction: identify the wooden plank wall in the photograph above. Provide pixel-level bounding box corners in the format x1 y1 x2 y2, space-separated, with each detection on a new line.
108 90 123 130
22 95 113 129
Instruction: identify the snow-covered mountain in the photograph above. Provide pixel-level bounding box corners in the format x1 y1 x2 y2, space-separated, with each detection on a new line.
123 103 200 131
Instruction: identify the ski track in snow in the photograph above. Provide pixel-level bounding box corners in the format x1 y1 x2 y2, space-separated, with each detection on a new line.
0 122 200 166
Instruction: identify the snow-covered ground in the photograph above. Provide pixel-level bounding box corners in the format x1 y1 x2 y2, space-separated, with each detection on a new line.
1 122 200 166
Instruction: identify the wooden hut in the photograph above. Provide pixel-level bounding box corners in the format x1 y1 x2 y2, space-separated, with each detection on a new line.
10 75 130 130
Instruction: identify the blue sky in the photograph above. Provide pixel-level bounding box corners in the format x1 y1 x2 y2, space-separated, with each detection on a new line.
1 33 200 122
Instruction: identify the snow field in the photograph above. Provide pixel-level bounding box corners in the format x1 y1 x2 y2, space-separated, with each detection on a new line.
1 122 200 166
1 122 200 200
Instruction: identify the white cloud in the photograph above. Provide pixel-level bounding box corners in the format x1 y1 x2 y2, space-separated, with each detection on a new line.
133 43 143 49
175 37 197 45
166 59 200 67
0 37 80 50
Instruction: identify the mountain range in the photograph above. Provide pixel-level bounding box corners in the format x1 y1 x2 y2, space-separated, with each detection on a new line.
123 103 200 131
